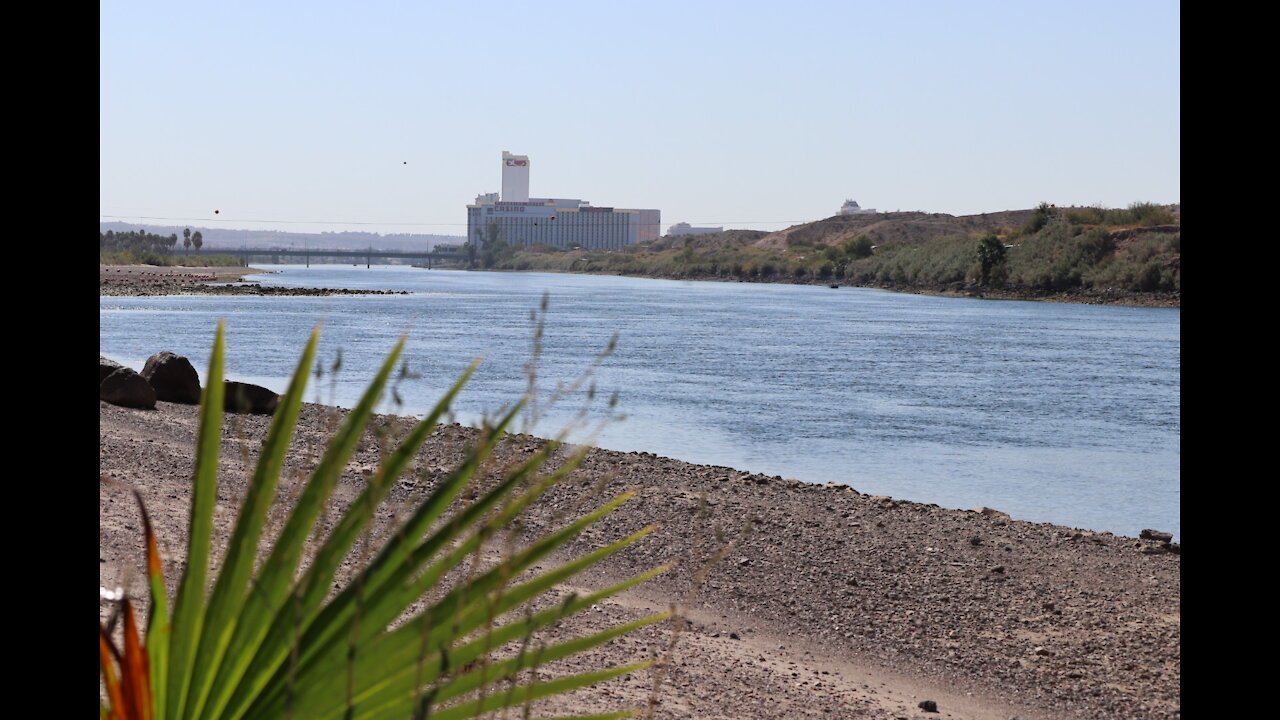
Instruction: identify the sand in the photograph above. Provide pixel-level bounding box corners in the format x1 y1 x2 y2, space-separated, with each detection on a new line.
99 399 1180 720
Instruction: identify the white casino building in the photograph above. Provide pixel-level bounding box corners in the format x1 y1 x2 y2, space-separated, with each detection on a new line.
466 152 660 250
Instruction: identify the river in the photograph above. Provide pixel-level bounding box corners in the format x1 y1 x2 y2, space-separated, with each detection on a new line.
99 265 1180 540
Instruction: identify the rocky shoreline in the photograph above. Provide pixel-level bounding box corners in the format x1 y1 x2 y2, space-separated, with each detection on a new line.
98 263 1177 307
482 266 1180 308
855 281 1181 308
100 398 1180 720
99 264 410 297
100 282 411 297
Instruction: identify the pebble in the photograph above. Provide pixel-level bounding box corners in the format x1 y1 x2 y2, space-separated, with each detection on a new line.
100 398 1182 720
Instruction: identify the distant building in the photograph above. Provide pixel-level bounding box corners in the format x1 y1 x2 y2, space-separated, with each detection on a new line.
666 222 723 237
500 151 530 203
467 151 660 250
838 199 877 216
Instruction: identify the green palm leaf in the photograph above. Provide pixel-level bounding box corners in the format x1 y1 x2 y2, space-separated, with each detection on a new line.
101 324 666 720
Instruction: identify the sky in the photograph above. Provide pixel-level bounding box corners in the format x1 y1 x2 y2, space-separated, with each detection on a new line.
100 1 1180 236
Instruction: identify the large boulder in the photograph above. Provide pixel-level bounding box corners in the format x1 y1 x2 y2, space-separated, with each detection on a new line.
100 367 157 409
141 351 202 404
224 381 279 415
100 356 124 383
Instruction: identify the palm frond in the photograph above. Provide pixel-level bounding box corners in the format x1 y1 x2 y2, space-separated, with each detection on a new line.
101 325 663 720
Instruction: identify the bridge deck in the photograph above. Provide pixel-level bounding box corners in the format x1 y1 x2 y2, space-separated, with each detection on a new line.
199 247 462 266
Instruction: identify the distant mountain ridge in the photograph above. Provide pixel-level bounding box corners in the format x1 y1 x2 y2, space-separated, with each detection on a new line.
99 222 464 251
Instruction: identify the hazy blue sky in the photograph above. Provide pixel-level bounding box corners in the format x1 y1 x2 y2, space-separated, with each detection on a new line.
100 1 1180 235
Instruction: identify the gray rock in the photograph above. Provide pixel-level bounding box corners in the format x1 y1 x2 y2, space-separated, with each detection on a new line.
224 381 279 415
972 506 1012 520
141 351 202 404
100 356 124 383
100 367 156 409
918 700 938 712
1140 529 1174 543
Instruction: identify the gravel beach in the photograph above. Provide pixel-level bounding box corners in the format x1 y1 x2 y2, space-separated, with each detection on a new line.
99 399 1180 720
99 264 409 296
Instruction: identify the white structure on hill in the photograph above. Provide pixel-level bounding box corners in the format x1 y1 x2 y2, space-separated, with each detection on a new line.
666 222 723 237
467 152 660 250
838 199 877 216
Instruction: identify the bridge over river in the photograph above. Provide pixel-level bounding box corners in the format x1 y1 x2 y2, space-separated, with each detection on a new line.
200 247 463 268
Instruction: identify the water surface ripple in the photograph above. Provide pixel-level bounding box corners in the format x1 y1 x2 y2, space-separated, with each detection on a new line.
100 265 1180 540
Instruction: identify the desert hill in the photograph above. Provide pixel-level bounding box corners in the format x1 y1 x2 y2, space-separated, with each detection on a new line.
644 229 770 252
656 209 1040 253
752 209 1039 250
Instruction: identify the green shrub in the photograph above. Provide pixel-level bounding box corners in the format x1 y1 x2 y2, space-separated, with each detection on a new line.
100 323 668 720
1016 202 1056 237
1063 203 1175 228
975 235 1007 285
1135 260 1163 291
1064 206 1106 226
1121 202 1175 226
845 234 874 260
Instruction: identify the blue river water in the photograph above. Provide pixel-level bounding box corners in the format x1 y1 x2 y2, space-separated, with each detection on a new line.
100 265 1180 540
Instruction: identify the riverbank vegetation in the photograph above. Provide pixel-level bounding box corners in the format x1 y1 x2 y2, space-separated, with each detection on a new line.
100 250 248 267
101 229 245 267
480 203 1179 299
